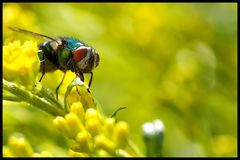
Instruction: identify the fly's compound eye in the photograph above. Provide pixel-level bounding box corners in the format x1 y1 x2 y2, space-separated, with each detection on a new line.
95 52 100 67
73 47 88 62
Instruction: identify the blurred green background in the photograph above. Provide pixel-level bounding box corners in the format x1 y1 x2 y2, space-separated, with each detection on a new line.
3 3 237 157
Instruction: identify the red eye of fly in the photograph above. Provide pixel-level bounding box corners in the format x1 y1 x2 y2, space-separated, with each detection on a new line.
73 47 88 62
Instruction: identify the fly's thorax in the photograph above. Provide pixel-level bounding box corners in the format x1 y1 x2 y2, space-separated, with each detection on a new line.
57 47 73 70
48 38 73 70
73 46 100 73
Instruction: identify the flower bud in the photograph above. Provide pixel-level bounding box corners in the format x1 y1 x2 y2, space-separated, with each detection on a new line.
8 136 33 157
85 108 98 120
76 131 93 152
70 102 85 122
103 118 115 138
142 119 165 157
112 121 129 148
53 116 71 138
85 118 100 137
85 108 100 136
94 135 116 155
65 113 83 138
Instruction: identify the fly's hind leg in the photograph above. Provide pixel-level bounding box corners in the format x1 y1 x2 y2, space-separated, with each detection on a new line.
56 72 66 100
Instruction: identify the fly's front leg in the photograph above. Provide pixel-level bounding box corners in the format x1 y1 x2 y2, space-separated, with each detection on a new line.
78 72 84 83
88 72 93 88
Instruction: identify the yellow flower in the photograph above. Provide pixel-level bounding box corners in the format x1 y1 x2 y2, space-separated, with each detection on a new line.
112 121 129 148
53 101 130 156
3 134 53 157
3 40 39 88
8 136 34 157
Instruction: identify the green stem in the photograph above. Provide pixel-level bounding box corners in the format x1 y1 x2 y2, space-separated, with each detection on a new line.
3 94 22 102
127 139 145 157
3 79 65 117
34 83 63 110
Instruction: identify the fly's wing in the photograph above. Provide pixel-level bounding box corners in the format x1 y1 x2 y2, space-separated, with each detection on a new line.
9 27 62 71
8 27 57 41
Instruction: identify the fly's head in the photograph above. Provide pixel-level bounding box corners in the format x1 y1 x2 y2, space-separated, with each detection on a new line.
73 46 100 73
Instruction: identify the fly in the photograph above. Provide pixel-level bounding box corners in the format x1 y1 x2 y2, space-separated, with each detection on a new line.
9 26 100 100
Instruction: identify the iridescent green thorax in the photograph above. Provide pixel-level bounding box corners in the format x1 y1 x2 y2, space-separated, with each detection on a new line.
63 38 85 50
57 38 86 70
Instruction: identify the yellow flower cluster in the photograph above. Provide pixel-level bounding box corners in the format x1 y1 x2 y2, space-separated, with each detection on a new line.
3 135 52 157
53 102 129 157
3 40 39 88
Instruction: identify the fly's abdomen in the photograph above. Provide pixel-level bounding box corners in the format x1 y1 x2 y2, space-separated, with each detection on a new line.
38 41 59 72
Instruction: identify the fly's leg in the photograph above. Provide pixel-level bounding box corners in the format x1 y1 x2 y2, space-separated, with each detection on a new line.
39 72 45 82
78 72 85 83
88 72 93 88
56 72 66 100
39 64 45 82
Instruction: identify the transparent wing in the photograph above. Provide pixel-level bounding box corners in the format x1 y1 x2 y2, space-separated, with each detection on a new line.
8 26 57 41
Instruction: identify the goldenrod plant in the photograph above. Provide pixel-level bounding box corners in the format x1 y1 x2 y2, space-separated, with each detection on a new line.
3 3 237 157
2 40 151 157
